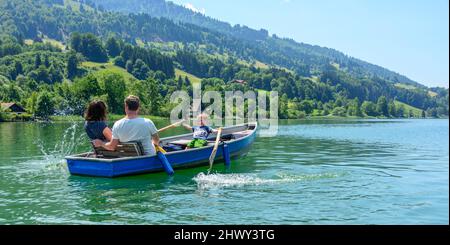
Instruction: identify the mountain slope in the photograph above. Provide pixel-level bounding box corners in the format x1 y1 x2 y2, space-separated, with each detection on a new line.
92 0 424 88
0 0 448 119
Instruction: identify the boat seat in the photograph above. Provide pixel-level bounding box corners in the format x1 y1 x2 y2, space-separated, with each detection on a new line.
92 142 144 158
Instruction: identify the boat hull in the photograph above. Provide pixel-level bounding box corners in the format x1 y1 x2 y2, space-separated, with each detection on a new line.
66 124 256 178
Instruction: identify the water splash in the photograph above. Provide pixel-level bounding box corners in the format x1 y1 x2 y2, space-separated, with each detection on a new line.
36 123 85 161
193 172 341 190
18 116 86 177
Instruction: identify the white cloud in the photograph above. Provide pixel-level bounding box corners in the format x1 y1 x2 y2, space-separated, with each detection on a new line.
183 3 206 15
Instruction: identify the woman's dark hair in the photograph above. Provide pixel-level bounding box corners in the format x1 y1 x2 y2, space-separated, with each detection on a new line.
84 100 107 122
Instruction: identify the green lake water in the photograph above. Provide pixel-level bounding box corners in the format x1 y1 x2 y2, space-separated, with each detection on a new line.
0 119 448 224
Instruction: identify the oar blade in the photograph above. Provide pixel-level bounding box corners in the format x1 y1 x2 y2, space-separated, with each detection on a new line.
207 128 222 173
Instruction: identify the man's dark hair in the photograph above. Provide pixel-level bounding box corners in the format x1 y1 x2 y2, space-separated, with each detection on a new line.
125 95 140 111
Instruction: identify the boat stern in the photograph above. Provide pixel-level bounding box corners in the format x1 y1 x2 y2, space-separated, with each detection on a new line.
66 154 115 178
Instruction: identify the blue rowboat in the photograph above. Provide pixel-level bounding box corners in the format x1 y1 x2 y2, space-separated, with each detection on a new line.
65 123 257 178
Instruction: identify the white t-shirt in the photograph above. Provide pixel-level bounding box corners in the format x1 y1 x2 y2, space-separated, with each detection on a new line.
112 117 158 156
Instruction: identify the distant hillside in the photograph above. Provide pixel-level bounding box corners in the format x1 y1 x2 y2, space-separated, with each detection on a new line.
0 0 448 119
92 0 424 88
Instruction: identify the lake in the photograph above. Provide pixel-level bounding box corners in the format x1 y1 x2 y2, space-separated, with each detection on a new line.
0 119 448 224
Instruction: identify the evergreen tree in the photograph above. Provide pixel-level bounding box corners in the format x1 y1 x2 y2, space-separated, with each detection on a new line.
103 73 126 114
27 92 38 115
69 33 108 62
113 56 126 68
299 100 314 115
126 60 134 73
184 76 191 86
146 77 162 114
14 61 23 75
35 91 55 119
106 36 121 57
44 55 50 67
132 59 150 80
388 101 396 117
376 96 389 117
177 76 183 88
347 98 362 117
362 101 377 117
67 52 79 79
396 105 405 118
35 53 42 68
70 32 82 52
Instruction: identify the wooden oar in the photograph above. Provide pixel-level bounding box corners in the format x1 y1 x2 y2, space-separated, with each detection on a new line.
158 119 185 133
208 127 223 173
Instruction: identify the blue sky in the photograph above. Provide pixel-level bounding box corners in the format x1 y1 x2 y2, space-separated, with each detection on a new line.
170 0 449 88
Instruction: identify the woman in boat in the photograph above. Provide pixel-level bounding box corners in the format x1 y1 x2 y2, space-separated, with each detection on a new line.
84 100 112 142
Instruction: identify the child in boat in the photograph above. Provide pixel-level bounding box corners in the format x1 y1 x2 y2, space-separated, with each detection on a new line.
182 114 217 149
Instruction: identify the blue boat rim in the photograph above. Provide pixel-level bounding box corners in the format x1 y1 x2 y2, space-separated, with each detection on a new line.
65 122 257 163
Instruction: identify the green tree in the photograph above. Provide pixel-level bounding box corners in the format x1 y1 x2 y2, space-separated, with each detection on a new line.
299 100 314 115
388 101 396 118
332 107 346 117
177 76 183 89
44 55 50 67
376 96 389 117
126 60 134 73
29 66 51 83
102 73 126 114
70 33 108 62
69 32 82 52
72 74 101 108
14 61 23 77
427 108 438 118
113 56 125 68
35 91 55 119
0 107 7 122
27 92 38 115
184 76 191 86
396 105 405 118
132 59 150 80
34 53 42 68
347 98 362 117
105 36 121 57
279 94 289 119
146 77 163 115
361 101 377 117
67 51 79 79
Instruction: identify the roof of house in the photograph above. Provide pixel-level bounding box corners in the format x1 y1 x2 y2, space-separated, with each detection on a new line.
1 102 26 112
1 103 15 109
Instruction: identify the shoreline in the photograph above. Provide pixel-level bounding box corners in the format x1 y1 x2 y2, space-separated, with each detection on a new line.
1 115 447 123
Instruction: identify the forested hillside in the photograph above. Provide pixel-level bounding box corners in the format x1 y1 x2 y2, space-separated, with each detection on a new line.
0 0 448 121
92 0 426 87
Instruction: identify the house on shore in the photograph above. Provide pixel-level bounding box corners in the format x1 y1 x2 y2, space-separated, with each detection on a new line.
1 103 27 114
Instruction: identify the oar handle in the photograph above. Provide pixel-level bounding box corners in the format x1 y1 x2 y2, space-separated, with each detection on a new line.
158 119 186 133
155 145 167 154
